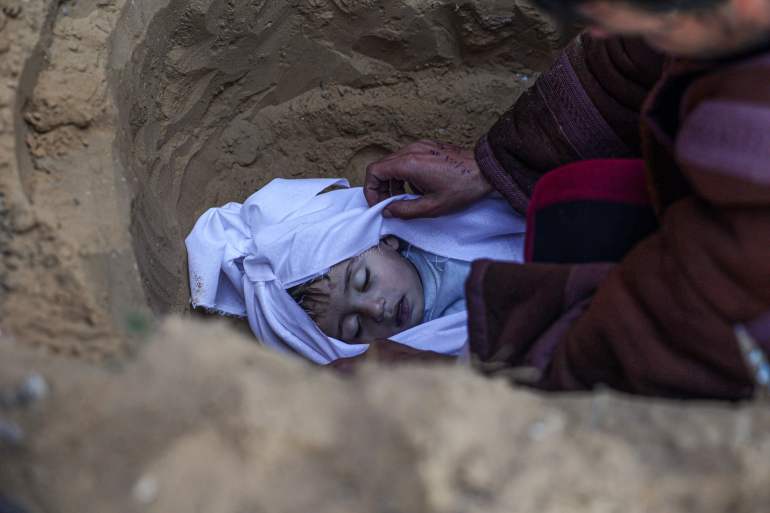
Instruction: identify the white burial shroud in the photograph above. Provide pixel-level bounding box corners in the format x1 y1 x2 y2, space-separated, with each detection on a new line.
185 178 525 364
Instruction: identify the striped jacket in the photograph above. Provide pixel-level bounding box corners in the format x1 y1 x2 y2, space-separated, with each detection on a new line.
468 34 770 400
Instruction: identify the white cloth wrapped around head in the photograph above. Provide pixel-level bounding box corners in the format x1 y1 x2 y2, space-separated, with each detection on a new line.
185 178 525 364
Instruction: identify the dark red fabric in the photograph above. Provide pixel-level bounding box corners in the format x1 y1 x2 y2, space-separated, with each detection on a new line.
524 159 651 261
528 159 650 209
466 260 614 383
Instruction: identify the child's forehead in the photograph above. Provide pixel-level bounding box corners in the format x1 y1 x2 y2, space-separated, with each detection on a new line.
325 245 383 288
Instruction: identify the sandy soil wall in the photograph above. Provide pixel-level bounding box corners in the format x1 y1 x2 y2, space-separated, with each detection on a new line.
113 0 564 314
1 0 146 361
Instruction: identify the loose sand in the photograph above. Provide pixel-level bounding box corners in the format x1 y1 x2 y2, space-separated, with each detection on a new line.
3 319 770 513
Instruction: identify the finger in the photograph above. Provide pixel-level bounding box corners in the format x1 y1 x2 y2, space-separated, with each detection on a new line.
363 178 386 206
370 140 459 171
367 151 438 181
384 196 441 220
364 160 405 205
389 179 406 198
365 185 402 207
367 179 406 209
365 154 422 197
366 152 466 207
407 181 424 195
378 141 461 164
364 177 405 206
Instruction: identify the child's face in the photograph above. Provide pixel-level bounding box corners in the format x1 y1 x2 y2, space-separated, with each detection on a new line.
314 237 424 344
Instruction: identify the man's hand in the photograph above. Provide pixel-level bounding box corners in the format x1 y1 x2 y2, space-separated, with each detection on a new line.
364 140 493 219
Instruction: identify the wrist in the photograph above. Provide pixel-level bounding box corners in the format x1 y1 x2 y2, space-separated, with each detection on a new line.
474 166 494 196
473 136 503 196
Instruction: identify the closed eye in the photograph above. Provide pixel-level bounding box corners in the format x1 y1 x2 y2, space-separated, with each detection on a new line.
363 268 371 291
341 314 362 342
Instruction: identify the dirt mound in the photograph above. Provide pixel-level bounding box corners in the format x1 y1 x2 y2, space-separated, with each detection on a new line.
2 319 769 513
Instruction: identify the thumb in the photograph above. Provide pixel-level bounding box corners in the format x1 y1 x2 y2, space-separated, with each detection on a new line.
384 197 439 220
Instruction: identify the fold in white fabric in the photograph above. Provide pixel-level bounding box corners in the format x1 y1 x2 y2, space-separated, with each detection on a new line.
185 178 526 364
403 246 472 322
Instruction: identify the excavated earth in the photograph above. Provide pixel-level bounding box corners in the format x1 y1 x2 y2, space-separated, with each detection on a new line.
0 1 769 512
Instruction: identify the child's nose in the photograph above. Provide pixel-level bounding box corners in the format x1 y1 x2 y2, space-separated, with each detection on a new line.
359 297 385 323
